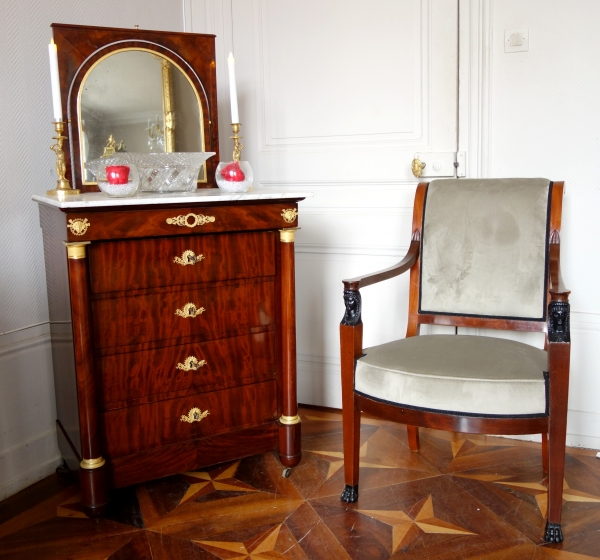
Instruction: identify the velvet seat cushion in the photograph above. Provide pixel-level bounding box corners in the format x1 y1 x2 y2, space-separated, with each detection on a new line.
355 335 548 417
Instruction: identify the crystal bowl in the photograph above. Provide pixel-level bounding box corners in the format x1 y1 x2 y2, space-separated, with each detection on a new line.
86 152 215 192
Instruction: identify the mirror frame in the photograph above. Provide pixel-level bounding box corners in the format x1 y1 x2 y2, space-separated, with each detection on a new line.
52 23 220 192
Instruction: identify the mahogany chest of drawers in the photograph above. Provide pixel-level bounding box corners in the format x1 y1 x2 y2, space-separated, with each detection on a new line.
35 192 306 516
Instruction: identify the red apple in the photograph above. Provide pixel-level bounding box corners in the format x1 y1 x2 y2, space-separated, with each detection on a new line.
220 161 245 182
106 165 130 185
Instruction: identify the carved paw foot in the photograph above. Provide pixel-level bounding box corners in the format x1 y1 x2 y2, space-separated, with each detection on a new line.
545 522 564 543
340 484 359 503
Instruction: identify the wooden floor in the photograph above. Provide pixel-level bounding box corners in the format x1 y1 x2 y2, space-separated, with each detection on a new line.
1 407 600 559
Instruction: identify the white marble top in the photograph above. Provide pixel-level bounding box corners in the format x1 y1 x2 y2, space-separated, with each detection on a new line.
32 188 312 209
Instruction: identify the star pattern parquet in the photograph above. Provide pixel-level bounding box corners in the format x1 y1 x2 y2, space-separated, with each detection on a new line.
1 407 600 559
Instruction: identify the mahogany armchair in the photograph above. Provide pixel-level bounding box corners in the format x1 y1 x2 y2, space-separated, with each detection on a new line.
339 179 570 543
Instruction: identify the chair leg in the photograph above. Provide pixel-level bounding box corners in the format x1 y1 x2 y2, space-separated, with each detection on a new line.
340 322 363 503
546 422 567 543
407 425 420 452
545 338 570 544
542 432 549 477
341 399 361 503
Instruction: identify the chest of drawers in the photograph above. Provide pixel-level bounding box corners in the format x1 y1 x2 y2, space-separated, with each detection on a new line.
34 191 307 517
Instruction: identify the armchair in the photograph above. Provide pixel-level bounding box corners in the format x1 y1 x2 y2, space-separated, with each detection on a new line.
339 179 570 544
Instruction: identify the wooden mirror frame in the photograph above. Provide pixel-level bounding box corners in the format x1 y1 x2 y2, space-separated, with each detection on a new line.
52 23 220 192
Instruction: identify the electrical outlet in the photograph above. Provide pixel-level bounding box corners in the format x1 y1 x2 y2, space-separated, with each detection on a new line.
505 28 529 53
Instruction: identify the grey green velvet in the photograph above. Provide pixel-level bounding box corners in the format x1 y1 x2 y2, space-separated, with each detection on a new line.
420 178 551 319
355 335 548 416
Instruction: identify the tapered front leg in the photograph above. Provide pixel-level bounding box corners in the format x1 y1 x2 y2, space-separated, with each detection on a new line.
65 242 109 517
340 289 363 503
545 299 571 543
277 228 302 468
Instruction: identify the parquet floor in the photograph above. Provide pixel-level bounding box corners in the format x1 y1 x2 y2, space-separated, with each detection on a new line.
1 407 600 559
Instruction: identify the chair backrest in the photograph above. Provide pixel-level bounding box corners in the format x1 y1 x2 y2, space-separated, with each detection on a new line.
418 178 552 323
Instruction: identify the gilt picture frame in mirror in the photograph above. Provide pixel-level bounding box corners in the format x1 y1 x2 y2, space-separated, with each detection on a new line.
52 23 220 192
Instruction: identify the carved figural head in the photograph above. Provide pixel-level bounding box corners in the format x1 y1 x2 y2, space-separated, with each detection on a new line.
342 290 362 326
548 301 570 343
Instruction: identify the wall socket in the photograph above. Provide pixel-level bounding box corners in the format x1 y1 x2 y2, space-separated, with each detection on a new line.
505 28 529 53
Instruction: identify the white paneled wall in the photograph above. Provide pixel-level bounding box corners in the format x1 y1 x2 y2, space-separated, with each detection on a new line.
191 0 600 452
463 0 600 449
188 0 458 408
0 0 184 500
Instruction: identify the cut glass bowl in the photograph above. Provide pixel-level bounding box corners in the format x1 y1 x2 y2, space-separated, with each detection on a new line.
86 152 215 192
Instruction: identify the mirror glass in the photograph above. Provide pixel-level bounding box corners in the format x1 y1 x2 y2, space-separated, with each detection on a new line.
78 49 204 183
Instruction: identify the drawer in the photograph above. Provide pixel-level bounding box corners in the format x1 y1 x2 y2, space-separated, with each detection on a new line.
97 331 276 409
88 232 275 294
92 279 274 350
65 202 299 242
100 380 277 458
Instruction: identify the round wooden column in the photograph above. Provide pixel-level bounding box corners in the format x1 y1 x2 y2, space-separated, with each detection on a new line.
277 228 302 467
64 241 109 517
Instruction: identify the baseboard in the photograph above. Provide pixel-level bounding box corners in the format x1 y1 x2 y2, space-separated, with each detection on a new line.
0 429 62 501
0 323 62 500
297 355 342 409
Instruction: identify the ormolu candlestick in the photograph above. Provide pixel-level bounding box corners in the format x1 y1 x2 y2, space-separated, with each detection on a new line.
47 120 80 199
231 123 244 162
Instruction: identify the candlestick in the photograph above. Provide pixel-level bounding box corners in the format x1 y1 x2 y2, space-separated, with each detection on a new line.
227 52 239 124
48 39 62 121
46 121 80 199
230 123 244 162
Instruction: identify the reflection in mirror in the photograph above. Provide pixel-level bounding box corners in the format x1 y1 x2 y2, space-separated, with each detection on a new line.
79 49 203 183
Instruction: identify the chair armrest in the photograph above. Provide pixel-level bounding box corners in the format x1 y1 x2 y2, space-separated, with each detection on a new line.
340 237 420 327
342 236 420 292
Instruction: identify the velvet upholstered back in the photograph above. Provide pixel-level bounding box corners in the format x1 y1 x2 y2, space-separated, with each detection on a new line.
419 178 551 320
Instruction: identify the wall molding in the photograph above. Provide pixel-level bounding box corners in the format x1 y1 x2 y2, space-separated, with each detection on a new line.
254 0 431 151
459 0 493 178
0 322 51 359
296 244 409 258
570 311 600 333
260 179 419 188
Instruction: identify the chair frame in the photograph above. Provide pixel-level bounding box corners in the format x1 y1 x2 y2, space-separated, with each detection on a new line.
340 181 570 544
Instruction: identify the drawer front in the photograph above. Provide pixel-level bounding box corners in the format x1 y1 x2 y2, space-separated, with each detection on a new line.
92 279 274 350
89 232 275 294
101 380 277 458
97 331 276 409
66 202 299 242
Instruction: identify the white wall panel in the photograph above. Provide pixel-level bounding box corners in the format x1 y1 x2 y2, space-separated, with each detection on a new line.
261 0 417 143
0 0 185 499
202 0 458 184
467 0 600 449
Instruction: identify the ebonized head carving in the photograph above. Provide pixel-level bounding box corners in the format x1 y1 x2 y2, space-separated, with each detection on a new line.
548 300 570 343
342 290 362 326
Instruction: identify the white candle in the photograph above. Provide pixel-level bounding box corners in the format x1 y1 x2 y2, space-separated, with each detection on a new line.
227 52 239 123
48 38 62 121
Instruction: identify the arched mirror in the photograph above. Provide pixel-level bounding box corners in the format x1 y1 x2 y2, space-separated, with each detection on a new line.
79 49 205 184
51 23 220 192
